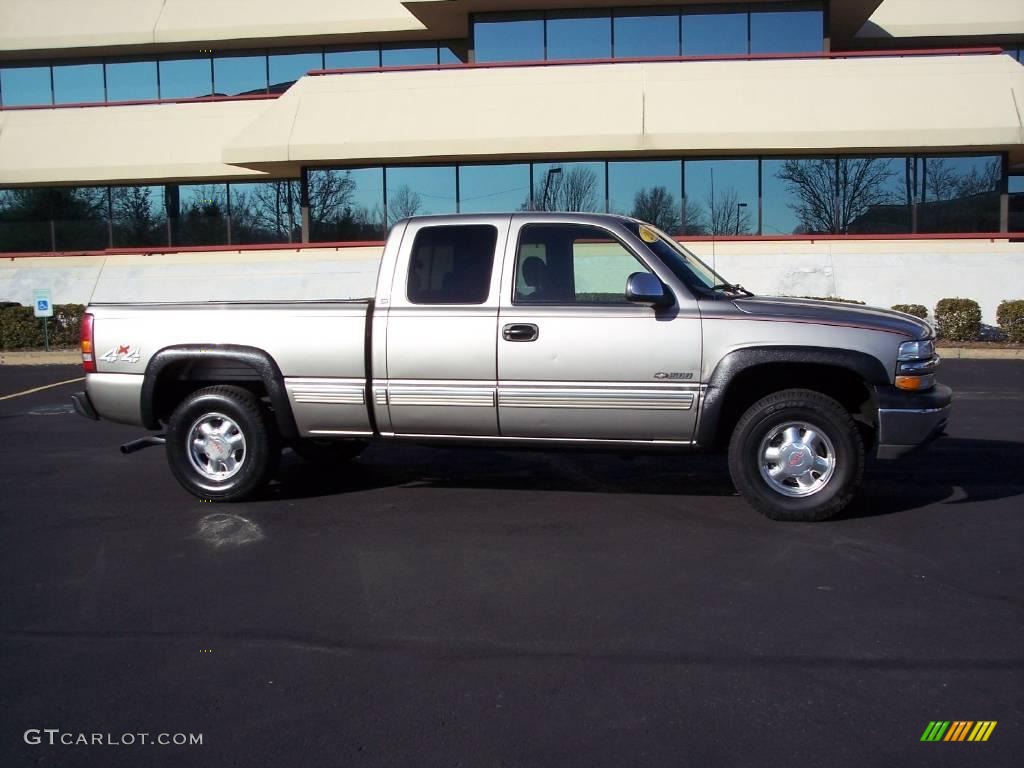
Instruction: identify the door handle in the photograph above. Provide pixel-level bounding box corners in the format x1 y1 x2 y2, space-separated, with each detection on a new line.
502 323 539 342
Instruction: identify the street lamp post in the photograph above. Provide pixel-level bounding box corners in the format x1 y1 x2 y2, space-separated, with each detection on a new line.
735 202 748 235
540 167 562 211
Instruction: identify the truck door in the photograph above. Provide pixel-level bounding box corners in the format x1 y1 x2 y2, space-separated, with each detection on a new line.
383 218 508 436
497 219 702 442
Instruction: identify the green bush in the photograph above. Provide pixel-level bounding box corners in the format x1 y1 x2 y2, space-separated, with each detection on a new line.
0 303 85 350
934 298 981 342
796 296 866 305
996 300 1024 343
891 303 928 320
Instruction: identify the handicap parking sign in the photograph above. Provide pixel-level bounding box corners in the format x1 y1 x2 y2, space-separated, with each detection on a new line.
33 288 53 318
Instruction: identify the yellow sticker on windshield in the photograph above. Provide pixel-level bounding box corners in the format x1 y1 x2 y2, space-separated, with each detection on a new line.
638 225 659 243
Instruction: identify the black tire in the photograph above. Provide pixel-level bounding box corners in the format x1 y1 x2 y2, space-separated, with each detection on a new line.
728 388 863 522
291 439 367 465
165 385 279 501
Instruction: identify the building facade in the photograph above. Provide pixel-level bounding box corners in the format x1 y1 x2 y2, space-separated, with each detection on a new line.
1 0 1023 321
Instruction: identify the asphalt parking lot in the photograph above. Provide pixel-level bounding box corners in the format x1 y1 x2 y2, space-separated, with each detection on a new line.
0 360 1021 767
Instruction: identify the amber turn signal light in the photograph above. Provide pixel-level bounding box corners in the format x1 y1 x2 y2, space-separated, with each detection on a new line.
895 374 934 391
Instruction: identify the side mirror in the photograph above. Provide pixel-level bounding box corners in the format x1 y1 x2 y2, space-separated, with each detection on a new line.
625 272 672 307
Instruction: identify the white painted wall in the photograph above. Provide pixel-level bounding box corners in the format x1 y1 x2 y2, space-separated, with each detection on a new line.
1 239 1022 326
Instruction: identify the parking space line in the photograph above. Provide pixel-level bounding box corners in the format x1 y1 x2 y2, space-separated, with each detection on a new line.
0 377 85 401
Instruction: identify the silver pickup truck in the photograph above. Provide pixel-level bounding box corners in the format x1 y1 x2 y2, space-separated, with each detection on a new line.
72 213 951 521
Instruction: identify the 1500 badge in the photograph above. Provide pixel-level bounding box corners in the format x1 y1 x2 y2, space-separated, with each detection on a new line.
99 344 141 363
654 372 693 380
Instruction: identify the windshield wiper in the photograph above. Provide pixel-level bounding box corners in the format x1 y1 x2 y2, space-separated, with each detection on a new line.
709 282 754 297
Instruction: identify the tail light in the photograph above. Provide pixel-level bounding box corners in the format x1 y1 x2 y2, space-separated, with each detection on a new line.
80 312 96 373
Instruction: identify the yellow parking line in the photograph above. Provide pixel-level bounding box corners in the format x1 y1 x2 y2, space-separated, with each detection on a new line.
0 377 85 401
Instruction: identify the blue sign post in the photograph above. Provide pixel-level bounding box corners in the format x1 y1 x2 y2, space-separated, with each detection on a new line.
33 289 53 352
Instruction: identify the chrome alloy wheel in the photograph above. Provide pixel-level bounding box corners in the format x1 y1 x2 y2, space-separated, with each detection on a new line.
187 412 247 481
757 421 836 498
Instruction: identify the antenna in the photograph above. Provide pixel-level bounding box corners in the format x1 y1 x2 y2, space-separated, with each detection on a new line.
710 167 716 274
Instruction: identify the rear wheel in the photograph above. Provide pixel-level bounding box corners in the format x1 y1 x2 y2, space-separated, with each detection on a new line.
728 388 863 522
166 385 279 501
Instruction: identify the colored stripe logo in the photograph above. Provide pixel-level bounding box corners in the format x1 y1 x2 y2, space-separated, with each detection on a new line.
921 721 997 742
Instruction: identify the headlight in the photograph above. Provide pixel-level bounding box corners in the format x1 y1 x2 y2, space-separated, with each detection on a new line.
898 339 934 361
895 339 937 391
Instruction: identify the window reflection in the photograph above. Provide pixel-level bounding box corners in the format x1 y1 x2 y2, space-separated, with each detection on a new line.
1009 175 1024 232
613 10 680 58
920 156 1001 233
385 166 456 224
325 48 381 69
213 54 266 96
531 162 605 212
52 187 109 251
106 60 158 102
0 66 52 106
684 160 757 235
381 46 438 67
751 7 824 54
111 186 167 247
0 188 56 252
474 15 544 63
53 62 104 104
269 52 322 93
458 164 531 213
159 56 212 99
230 181 301 243
308 168 386 241
682 10 748 56
170 184 228 245
546 11 612 61
608 160 683 233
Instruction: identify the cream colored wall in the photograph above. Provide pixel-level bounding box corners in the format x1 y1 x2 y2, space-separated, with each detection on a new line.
223 54 1024 171
0 0 424 55
2 240 1021 326
860 0 1024 39
0 100 273 185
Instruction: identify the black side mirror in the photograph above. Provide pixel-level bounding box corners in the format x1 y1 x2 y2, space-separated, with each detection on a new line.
625 272 672 307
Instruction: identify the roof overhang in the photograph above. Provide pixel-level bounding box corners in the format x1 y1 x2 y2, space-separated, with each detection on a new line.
402 0 884 48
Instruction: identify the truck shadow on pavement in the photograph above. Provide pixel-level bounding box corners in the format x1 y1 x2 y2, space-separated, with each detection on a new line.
261 437 1024 521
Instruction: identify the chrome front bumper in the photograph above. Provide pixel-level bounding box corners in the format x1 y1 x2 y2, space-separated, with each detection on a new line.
876 383 953 459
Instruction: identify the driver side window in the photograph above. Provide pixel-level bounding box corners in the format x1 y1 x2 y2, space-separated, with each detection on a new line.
513 224 650 305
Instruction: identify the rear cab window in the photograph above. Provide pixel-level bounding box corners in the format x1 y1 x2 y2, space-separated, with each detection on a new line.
407 225 498 304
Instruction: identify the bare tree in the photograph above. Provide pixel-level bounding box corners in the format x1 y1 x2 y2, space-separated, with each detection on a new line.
111 186 163 244
530 166 600 212
706 187 753 236
387 185 423 225
631 186 681 232
776 158 896 234
926 157 1001 201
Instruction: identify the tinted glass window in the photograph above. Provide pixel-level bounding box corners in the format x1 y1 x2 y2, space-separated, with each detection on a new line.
608 160 683 233
407 225 498 304
0 65 52 106
473 16 544 63
386 166 457 225
52 187 109 251
309 167 386 241
531 162 605 212
514 223 648 305
751 7 823 54
919 156 1001 233
1009 175 1024 232
458 164 531 213
52 62 104 104
111 185 167 247
269 51 322 93
614 10 680 58
381 46 438 67
546 12 612 61
0 189 54 252
683 159 757 234
105 60 158 102
440 47 462 64
170 184 228 245
325 47 381 69
229 181 301 244
213 54 266 96
159 57 212 99
682 11 748 56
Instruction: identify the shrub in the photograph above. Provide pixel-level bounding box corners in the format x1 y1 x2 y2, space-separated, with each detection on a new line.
891 303 928 320
934 298 981 342
0 303 85 350
795 296 866 305
996 300 1024 343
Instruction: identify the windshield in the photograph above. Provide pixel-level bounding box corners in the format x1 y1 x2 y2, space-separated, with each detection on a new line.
625 222 741 295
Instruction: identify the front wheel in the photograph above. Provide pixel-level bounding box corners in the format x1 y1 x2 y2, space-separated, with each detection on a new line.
728 388 864 522
166 385 279 501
